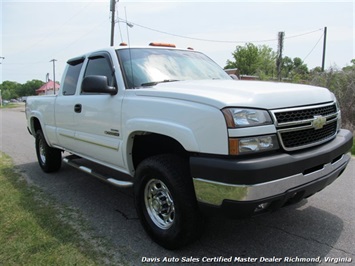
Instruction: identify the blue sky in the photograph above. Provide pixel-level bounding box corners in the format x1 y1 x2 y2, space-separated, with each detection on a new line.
1 0 354 83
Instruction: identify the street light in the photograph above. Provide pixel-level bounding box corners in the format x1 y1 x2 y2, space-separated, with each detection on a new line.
125 22 133 28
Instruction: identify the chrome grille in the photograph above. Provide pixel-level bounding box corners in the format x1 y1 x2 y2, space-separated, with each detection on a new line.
271 103 339 151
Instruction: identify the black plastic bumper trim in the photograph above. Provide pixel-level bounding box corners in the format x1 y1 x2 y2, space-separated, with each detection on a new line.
190 129 352 185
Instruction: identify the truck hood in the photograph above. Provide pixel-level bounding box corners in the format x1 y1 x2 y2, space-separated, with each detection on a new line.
134 80 334 110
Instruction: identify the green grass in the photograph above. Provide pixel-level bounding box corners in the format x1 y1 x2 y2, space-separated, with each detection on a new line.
0 153 120 266
352 137 355 156
0 103 21 109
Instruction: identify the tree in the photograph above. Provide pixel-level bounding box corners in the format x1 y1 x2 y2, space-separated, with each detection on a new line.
0 79 44 100
225 43 276 79
292 57 308 75
19 80 44 97
310 66 322 74
289 57 308 82
225 43 314 82
342 59 355 71
225 43 260 75
281 56 294 78
280 57 309 81
257 45 277 78
0 81 21 100
309 65 354 132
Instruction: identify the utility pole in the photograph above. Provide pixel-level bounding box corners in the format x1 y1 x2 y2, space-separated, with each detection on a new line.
50 59 57 94
110 0 118 46
45 73 49 95
277 32 285 82
321 27 327 72
0 57 4 107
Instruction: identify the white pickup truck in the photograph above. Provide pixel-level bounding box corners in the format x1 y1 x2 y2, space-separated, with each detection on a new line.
26 43 353 249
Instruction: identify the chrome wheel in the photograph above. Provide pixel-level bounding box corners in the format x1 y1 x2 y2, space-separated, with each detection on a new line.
35 130 62 173
135 154 203 249
144 179 175 229
39 138 46 164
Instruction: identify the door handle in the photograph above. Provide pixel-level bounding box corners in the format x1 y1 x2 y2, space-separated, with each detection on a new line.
74 104 82 113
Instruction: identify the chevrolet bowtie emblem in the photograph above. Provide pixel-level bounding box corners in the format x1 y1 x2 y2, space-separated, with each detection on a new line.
312 115 326 130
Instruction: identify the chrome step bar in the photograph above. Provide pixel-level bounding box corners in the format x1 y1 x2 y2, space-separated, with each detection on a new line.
63 155 133 188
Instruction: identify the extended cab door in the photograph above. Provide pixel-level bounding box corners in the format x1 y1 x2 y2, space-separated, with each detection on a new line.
55 56 85 151
73 52 125 169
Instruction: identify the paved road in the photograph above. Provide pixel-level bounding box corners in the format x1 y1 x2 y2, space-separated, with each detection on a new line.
1 106 354 265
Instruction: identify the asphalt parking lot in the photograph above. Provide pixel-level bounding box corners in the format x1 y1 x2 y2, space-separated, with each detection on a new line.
1 106 354 265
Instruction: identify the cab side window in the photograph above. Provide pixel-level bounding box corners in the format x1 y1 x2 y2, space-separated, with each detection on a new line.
84 55 116 88
62 58 84 96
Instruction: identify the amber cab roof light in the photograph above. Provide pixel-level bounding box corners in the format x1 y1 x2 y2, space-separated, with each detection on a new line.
149 42 176 48
119 42 128 46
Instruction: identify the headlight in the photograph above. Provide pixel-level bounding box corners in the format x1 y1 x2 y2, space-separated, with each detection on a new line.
229 135 279 155
222 108 272 128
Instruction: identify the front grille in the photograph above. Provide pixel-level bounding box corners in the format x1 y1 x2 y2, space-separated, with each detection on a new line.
271 103 339 151
275 104 337 124
280 121 337 149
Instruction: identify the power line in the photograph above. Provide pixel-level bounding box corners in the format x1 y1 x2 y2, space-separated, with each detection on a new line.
302 32 324 63
283 28 323 40
117 17 322 44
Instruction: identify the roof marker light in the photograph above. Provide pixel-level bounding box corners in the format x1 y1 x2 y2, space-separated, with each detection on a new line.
149 42 176 48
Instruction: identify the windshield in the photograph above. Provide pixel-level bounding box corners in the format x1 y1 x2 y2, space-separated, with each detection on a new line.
116 48 231 88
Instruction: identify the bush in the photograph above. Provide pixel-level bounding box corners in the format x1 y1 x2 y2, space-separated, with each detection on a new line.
309 67 355 132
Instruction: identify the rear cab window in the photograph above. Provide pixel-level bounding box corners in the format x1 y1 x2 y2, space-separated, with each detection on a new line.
62 56 85 96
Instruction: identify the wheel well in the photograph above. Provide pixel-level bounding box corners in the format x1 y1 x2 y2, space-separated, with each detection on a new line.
32 117 42 133
131 133 189 169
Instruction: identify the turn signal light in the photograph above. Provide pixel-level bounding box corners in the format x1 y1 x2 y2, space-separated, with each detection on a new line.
229 138 239 155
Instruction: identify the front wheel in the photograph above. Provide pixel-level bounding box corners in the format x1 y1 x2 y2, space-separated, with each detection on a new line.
35 130 62 173
134 154 203 250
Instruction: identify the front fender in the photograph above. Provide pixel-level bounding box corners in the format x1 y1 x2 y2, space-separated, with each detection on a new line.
124 118 199 152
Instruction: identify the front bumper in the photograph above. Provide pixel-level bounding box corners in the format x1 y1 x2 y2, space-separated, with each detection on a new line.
190 129 353 217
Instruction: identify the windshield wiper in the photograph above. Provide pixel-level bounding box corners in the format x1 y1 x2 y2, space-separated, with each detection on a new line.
141 79 180 87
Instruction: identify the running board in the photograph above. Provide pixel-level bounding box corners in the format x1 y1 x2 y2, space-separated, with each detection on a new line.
63 155 133 188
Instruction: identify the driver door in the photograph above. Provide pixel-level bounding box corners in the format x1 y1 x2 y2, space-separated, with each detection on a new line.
73 52 125 169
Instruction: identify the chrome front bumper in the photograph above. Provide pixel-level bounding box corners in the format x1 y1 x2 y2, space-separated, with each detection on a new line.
193 153 350 206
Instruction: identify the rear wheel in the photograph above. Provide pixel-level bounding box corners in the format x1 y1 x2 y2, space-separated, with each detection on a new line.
35 130 62 173
134 154 203 249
